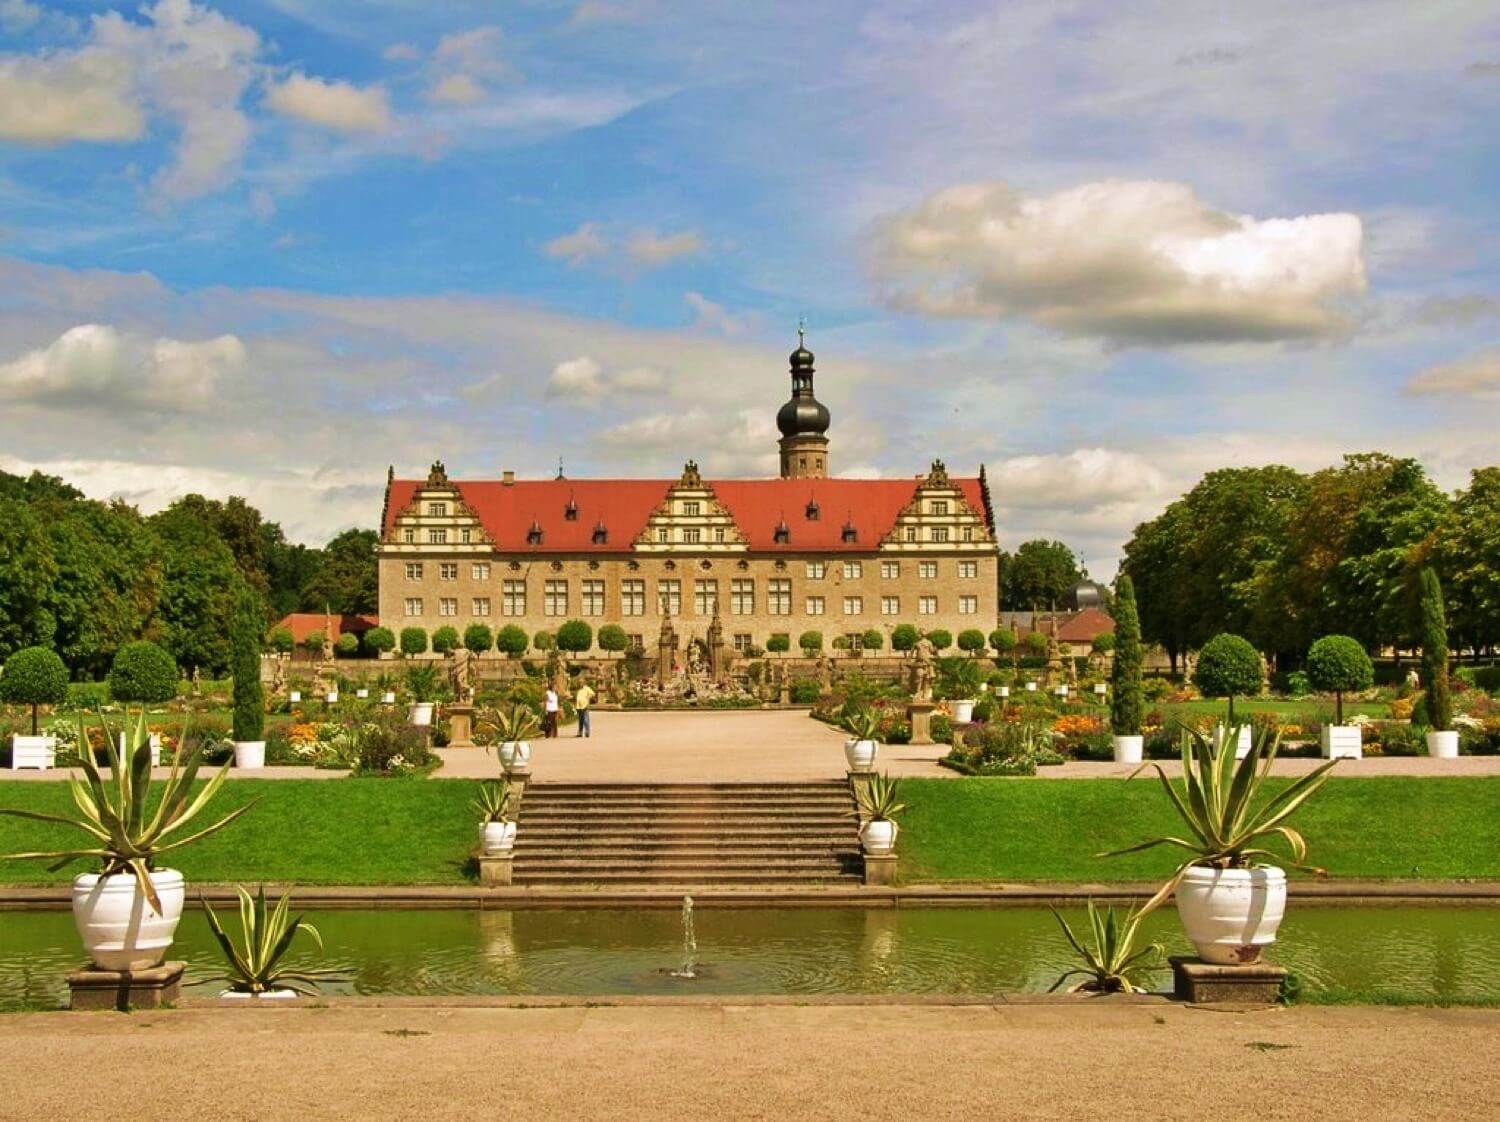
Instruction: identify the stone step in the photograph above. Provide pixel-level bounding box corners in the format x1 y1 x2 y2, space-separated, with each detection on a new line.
527 782 851 792
516 830 855 845
512 870 864 885
522 792 854 804
519 806 853 819
516 843 860 858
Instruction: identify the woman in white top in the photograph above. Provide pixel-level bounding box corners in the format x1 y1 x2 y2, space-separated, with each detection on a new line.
543 686 560 738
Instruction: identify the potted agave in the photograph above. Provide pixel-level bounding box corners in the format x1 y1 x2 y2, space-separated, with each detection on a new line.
1049 900 1163 994
840 702 880 772
204 885 339 999
473 780 517 854
851 771 906 856
482 703 541 773
406 665 440 726
0 713 250 971
1108 725 1337 965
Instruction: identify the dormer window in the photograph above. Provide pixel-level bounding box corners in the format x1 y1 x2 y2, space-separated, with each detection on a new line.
565 498 578 521
592 522 609 545
526 521 543 546
428 502 448 517
805 500 820 521
842 522 858 544
683 501 701 517
774 521 790 544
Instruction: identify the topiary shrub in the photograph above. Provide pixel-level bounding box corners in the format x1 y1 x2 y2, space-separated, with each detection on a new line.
230 585 264 743
363 626 395 656
790 679 821 704
1092 632 1116 656
1306 634 1374 726
1023 631 1049 656
798 631 823 656
556 619 593 653
335 633 359 657
989 628 1017 658
1109 575 1143 738
463 624 494 654
107 640 179 706
861 629 884 652
533 630 555 652
0 646 69 735
925 629 952 652
766 633 791 654
399 627 428 657
597 624 628 653
267 627 294 655
888 624 917 652
957 629 986 655
300 631 325 657
1418 567 1452 732
431 626 460 655
1193 633 1263 725
496 625 528 658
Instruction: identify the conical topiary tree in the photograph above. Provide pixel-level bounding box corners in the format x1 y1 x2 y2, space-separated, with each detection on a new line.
1110 575 1143 737
230 584 264 743
1419 567 1452 733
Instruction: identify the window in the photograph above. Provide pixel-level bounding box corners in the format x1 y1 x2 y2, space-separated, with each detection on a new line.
842 561 862 579
593 525 609 545
806 561 825 580
428 502 448 517
544 580 568 617
403 528 415 544
881 560 899 580
657 527 669 544
845 632 864 651
919 595 938 615
472 562 491 581
502 580 526 616
658 579 681 616
919 561 938 579
843 596 863 615
768 579 792 615
472 597 491 616
733 633 753 653
931 527 950 543
805 596 825 615
404 562 423 580
731 579 755 615
930 500 949 515
905 526 917 543
683 501 701 516
439 597 458 617
959 560 978 579
621 579 645 616
959 595 978 614
439 563 458 581
526 524 543 545
881 596 900 616
774 523 790 544
714 527 726 543
963 526 975 542
428 528 447 545
683 528 701 545
582 580 605 616
695 580 718 615
404 597 423 616
627 633 644 651
841 525 858 544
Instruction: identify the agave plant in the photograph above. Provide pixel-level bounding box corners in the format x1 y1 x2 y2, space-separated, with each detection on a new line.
839 702 881 742
1049 900 1163 994
203 885 339 996
1107 724 1339 911
0 711 251 913
851 771 907 822
480 702 542 745
472 779 512 823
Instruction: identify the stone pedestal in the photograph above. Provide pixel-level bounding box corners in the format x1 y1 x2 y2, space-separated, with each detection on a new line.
67 961 184 1011
446 704 476 748
907 701 937 745
478 852 515 887
863 853 897 885
1171 956 1287 1004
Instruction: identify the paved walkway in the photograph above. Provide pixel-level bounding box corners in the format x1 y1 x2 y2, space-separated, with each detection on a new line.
0 1002 1493 1120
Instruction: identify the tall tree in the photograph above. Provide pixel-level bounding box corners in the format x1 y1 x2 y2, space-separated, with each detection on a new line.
0 499 58 657
1434 467 1500 653
301 528 379 614
148 507 242 675
1000 539 1084 610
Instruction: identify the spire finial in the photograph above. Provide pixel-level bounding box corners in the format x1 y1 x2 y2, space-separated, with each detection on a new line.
797 315 806 348
556 456 565 480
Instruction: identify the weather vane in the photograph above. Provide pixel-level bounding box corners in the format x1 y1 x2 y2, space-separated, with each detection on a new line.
797 315 807 347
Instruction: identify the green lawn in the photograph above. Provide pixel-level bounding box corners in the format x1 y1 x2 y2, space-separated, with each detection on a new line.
898 777 1500 883
1152 697 1389 721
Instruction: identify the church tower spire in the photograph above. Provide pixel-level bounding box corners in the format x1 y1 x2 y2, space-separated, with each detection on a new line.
776 321 831 479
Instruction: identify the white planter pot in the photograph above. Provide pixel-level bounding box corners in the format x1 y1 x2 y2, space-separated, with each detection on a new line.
72 869 185 971
234 740 265 769
1112 735 1143 765
1175 865 1286 965
326 690 340 704
1214 725 1253 759
859 819 899 856
997 686 1010 699
1093 684 1108 698
289 691 302 703
843 738 879 771
951 699 976 724
1426 730 1459 759
497 740 531 771
9 734 56 770
117 731 161 767
1025 682 1037 692
480 820 517 854
355 689 369 699
1055 686 1069 698
382 691 396 704
409 702 435 726
220 988 300 1001
1321 725 1363 760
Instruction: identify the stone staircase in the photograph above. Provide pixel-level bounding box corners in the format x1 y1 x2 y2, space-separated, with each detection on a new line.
512 781 864 886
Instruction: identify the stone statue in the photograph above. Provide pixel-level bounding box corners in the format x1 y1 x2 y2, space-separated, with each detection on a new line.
818 655 834 692
910 636 935 703
190 665 202 697
269 655 286 696
448 647 475 704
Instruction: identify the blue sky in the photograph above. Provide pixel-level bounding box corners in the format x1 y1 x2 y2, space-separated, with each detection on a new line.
1 0 1497 574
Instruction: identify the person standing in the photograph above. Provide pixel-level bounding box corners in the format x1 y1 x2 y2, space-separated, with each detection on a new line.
575 679 596 738
543 685 560 738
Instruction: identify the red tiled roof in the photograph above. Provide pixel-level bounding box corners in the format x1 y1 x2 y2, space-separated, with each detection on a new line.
383 476 990 553
272 612 379 644
1056 607 1115 642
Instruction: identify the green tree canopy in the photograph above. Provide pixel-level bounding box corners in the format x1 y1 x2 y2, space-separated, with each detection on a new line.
1109 575 1143 737
597 624 628 653
765 634 791 654
399 627 428 657
108 640 179 704
0 646 69 735
1000 539 1084 611
431 626 460 655
925 629 953 651
861 628 885 651
1193 633 1263 724
988 628 1017 654
148 506 241 675
496 625 528 657
300 529 379 615
891 624 920 651
1305 634 1373 725
798 631 823 655
556 620 593 653
363 626 395 655
463 624 494 654
957 628 986 654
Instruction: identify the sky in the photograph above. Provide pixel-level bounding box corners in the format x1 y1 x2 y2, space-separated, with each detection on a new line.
0 0 1497 577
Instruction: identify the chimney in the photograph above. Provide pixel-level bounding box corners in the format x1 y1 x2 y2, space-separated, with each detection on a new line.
502 470 515 486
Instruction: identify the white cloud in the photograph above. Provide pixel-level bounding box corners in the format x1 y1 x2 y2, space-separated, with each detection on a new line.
684 291 751 336
0 323 246 411
598 407 778 475
985 449 1171 510
0 52 143 144
1404 349 1500 398
426 73 486 105
0 0 40 34
425 25 511 103
614 365 665 392
872 179 1366 345
543 222 609 265
265 73 391 134
545 355 666 402
625 228 705 266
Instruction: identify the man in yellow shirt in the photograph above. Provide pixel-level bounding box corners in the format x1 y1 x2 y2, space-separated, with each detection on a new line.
575 679 596 738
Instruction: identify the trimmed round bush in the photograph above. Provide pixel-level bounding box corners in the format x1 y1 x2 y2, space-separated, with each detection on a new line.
267 627 294 654
597 624 628 653
861 629 884 651
335 633 359 657
463 624 494 654
989 628 1017 655
496 625 528 657
0 646 69 735
798 631 823 655
1092 632 1116 655
1023 631 1049 656
1306 635 1374 726
957 629 986 654
364 626 396 655
890 624 920 652
399 627 428 657
1193 633 1264 724
533 630 556 652
925 629 953 652
300 630 325 655
431 626 460 655
107 640 179 705
556 619 593 653
765 634 791 654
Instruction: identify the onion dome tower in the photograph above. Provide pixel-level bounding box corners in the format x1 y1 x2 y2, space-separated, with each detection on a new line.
776 321 831 479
